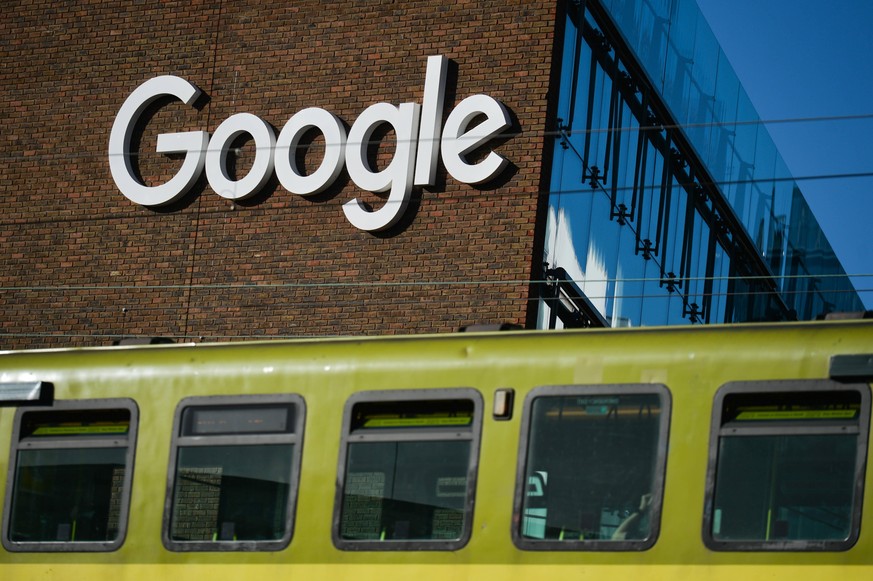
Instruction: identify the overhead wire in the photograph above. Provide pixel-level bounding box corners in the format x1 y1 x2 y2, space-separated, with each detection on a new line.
1 270 873 291
9 110 873 159
2 276 871 341
2 111 873 342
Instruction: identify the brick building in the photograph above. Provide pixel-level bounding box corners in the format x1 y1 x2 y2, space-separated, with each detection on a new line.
2 0 557 348
0 0 862 349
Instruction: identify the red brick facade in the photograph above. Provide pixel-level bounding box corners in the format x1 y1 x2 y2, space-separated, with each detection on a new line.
0 0 559 348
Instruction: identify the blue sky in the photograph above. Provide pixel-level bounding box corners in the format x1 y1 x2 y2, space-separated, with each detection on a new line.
695 0 873 309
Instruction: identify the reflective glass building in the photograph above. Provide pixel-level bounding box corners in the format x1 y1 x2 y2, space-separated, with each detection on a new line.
539 0 863 328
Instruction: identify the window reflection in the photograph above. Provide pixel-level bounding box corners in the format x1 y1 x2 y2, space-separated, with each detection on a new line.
11 448 127 543
517 388 670 549
164 396 304 551
171 445 293 542
341 441 470 541
4 402 137 552
714 435 855 541
335 392 481 550
706 384 870 550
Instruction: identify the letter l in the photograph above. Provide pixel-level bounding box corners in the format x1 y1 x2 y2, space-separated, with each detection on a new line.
413 55 448 187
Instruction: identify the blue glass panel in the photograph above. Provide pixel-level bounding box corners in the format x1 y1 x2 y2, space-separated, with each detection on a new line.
554 11 580 125
748 123 777 264
607 0 640 44
710 246 730 323
611 98 639 213
610 0 694 99
685 212 708 318
727 87 758 227
767 155 793 285
636 140 663 252
661 179 688 287
588 67 613 176
589 188 622 320
639 260 669 326
707 48 739 190
684 8 719 163
786 190 863 316
612 220 645 327
662 0 697 119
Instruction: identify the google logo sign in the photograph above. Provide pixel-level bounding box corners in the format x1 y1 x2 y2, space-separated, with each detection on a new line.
108 56 512 231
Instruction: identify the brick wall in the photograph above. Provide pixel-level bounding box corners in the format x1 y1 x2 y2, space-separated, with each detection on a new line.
0 0 559 348
171 467 223 541
341 471 386 539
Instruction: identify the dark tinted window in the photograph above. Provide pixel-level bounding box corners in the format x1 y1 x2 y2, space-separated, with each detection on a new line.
705 381 870 551
163 395 304 551
513 385 670 551
334 390 482 550
2 400 138 552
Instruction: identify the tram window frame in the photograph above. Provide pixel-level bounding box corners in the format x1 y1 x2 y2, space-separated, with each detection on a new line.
1 399 139 553
162 394 305 552
511 384 672 551
702 380 871 551
332 388 484 551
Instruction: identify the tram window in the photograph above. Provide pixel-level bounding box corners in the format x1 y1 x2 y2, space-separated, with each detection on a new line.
704 381 871 551
2 399 138 552
333 389 483 551
512 385 671 551
162 395 305 552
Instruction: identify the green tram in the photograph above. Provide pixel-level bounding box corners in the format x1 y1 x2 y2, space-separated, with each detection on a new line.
0 319 871 579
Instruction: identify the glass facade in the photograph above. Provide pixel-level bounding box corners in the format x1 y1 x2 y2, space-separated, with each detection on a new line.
540 0 863 328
